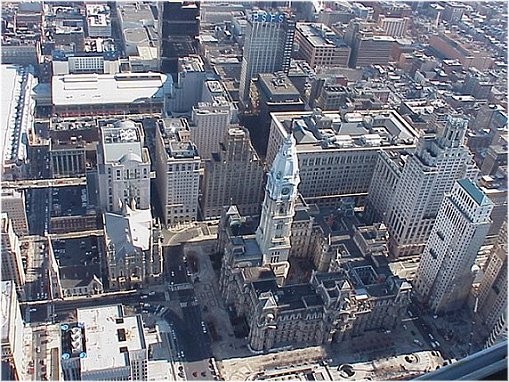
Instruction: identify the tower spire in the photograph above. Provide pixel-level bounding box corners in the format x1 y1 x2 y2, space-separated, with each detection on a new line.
255 134 300 285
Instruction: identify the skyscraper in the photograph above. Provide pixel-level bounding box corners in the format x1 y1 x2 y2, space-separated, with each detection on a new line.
159 1 200 76
238 9 295 104
154 119 201 227
200 127 265 219
255 134 300 284
96 120 151 213
1 281 25 381
383 116 478 258
1 214 25 295
0 189 29 236
476 222 507 346
415 179 493 313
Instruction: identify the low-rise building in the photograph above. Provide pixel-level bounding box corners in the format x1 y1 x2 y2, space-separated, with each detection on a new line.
117 2 160 72
52 72 172 118
86 4 112 38
104 203 162 290
1 65 37 181
61 305 148 380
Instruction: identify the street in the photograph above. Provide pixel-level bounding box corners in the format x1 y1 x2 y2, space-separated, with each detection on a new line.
162 245 215 380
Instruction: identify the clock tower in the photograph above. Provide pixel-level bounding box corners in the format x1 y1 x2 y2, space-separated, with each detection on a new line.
256 134 300 285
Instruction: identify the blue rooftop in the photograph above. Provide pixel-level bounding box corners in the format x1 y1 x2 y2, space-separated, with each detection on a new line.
457 179 486 205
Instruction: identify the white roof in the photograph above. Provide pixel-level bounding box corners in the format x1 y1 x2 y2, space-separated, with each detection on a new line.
104 205 152 256
1 65 33 166
77 305 145 373
52 72 172 106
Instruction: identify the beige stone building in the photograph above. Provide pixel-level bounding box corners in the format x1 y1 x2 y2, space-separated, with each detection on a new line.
266 109 419 207
200 127 264 220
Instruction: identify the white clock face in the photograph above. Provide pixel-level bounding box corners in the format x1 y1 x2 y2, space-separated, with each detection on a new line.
281 187 290 195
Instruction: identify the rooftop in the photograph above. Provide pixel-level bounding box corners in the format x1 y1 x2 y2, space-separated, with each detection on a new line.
104 205 153 257
1 65 35 166
457 178 489 206
296 23 348 49
179 55 205 73
272 109 419 153
52 72 172 106
77 305 146 373
101 121 146 164
258 72 301 97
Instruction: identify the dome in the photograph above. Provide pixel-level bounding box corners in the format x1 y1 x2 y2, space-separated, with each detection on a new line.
119 151 142 163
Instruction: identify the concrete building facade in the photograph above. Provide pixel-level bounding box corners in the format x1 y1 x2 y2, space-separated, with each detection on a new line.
255 135 301 284
1 281 25 381
201 127 264 220
239 10 296 103
97 120 151 213
266 109 419 207
295 23 350 68
415 179 493 313
155 119 201 227
1 214 25 295
190 101 232 160
0 189 29 236
383 117 478 258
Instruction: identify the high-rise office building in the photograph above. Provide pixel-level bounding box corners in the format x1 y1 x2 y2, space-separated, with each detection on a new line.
1 281 25 381
97 120 151 213
159 1 200 76
382 116 477 258
255 134 300 284
1 214 25 295
167 55 206 114
155 119 201 227
200 127 265 220
191 101 233 161
0 189 29 236
476 222 507 346
238 9 296 103
415 179 493 313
